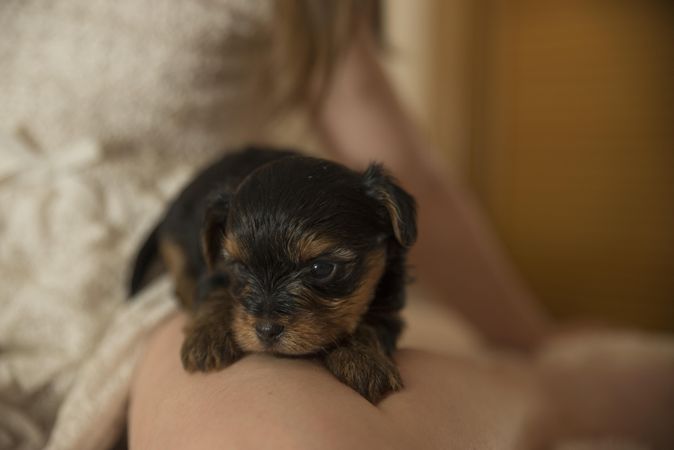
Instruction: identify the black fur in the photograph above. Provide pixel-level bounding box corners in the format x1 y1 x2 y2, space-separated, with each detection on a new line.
128 146 417 403
129 223 160 297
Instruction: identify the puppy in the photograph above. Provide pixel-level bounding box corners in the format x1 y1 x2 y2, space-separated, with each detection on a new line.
130 146 417 403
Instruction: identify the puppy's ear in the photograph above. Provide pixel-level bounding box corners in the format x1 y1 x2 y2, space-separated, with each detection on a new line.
362 164 417 248
201 193 230 270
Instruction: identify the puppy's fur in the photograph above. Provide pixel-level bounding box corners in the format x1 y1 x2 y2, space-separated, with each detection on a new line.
130 147 417 403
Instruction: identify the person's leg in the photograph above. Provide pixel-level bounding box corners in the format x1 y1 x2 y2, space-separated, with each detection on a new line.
129 309 674 449
535 330 674 448
128 312 543 450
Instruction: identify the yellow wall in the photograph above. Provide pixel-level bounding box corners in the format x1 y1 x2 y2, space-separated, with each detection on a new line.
384 0 674 330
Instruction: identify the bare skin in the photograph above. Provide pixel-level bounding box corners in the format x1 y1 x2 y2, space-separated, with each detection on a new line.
129 311 674 449
129 312 545 450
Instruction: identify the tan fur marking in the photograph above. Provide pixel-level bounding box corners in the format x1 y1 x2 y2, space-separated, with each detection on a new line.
159 237 197 309
231 303 262 352
275 311 338 355
376 188 405 246
232 303 321 355
181 300 242 372
323 324 403 404
327 247 387 333
223 237 243 261
295 234 339 262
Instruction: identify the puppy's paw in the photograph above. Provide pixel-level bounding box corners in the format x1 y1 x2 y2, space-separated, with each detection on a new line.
180 325 242 372
324 347 403 404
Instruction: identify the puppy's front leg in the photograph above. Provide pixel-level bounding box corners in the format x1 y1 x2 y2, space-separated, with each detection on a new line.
181 294 243 372
323 323 403 404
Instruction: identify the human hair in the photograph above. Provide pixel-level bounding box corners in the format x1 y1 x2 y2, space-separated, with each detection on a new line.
265 0 378 113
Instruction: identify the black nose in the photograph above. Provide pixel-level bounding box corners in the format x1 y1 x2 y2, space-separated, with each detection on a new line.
255 322 284 344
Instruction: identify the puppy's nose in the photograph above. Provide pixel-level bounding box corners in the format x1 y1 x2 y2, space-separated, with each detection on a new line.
255 322 284 344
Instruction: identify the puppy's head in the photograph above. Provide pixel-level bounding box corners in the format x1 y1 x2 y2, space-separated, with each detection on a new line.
202 156 416 355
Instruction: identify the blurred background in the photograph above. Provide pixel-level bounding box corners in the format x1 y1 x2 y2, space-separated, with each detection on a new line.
382 0 674 331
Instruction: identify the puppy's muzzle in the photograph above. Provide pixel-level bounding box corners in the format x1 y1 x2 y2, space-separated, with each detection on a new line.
255 321 284 345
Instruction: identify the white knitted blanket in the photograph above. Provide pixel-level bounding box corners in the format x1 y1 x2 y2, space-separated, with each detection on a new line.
0 132 186 449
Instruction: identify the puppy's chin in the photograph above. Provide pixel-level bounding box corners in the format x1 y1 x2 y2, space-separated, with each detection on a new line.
248 339 323 356
233 327 334 356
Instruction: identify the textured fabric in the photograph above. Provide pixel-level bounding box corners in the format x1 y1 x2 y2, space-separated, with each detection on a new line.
0 0 274 160
0 132 186 449
0 1 275 448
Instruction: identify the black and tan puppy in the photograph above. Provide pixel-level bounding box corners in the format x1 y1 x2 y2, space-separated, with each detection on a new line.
130 147 417 403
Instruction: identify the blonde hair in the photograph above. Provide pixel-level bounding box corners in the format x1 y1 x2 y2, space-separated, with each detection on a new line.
265 0 377 114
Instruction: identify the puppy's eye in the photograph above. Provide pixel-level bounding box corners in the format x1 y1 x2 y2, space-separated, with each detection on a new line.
309 261 336 281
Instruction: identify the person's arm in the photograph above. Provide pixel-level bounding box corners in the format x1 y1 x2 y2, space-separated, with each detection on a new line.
314 27 550 350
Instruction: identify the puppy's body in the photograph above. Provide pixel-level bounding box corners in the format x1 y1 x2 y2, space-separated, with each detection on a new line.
130 146 416 403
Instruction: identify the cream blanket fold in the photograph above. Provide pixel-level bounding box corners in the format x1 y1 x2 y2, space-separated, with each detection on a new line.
0 132 184 449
